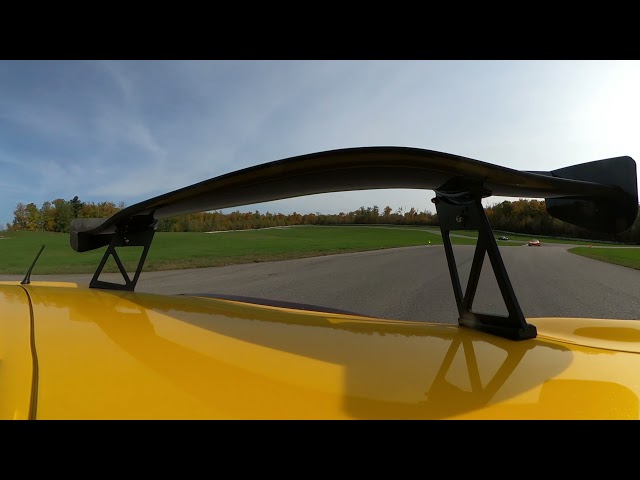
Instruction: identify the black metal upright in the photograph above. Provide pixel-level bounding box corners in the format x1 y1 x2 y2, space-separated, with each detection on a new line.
89 215 157 292
433 194 537 340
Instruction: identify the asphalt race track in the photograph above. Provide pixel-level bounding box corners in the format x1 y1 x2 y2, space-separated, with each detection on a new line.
8 243 640 324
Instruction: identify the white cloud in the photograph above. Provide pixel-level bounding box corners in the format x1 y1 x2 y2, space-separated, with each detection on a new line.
1 60 639 228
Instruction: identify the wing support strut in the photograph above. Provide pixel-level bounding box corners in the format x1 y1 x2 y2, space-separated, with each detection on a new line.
432 194 537 340
90 216 157 291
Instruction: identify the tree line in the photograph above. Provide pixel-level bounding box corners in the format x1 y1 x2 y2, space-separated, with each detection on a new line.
4 197 640 244
7 197 124 233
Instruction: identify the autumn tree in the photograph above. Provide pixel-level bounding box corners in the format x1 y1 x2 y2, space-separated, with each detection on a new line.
12 203 29 230
39 201 56 231
52 199 73 233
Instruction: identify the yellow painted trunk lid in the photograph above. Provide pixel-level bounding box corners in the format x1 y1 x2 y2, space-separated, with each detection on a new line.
22 285 640 419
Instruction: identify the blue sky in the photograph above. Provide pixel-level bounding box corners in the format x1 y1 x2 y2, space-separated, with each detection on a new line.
1 60 639 228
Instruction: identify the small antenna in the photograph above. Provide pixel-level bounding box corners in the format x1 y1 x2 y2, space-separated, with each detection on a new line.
21 245 45 285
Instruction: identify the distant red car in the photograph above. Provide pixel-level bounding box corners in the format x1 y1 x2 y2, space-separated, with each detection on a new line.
528 239 541 246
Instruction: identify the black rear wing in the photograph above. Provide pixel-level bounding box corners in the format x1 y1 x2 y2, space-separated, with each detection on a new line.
69 147 638 340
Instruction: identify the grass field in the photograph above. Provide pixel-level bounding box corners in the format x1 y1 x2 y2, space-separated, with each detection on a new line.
569 247 640 270
0 226 476 275
2 226 637 275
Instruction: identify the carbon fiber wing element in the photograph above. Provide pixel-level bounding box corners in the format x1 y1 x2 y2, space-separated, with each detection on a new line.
70 146 638 252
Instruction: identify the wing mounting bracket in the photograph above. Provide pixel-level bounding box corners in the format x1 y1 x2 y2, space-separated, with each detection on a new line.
89 217 156 291
432 194 537 340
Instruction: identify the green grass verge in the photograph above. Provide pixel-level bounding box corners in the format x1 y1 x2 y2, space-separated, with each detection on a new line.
569 247 640 270
4 227 634 275
0 226 478 275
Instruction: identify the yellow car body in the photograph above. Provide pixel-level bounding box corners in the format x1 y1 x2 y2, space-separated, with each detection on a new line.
2 146 638 419
2 281 640 419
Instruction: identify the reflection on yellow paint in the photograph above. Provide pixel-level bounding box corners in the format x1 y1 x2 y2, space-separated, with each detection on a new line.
0 286 33 420
534 317 640 354
574 327 640 342
18 286 640 419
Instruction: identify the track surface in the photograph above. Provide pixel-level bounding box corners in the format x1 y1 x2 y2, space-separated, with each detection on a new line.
6 243 639 324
